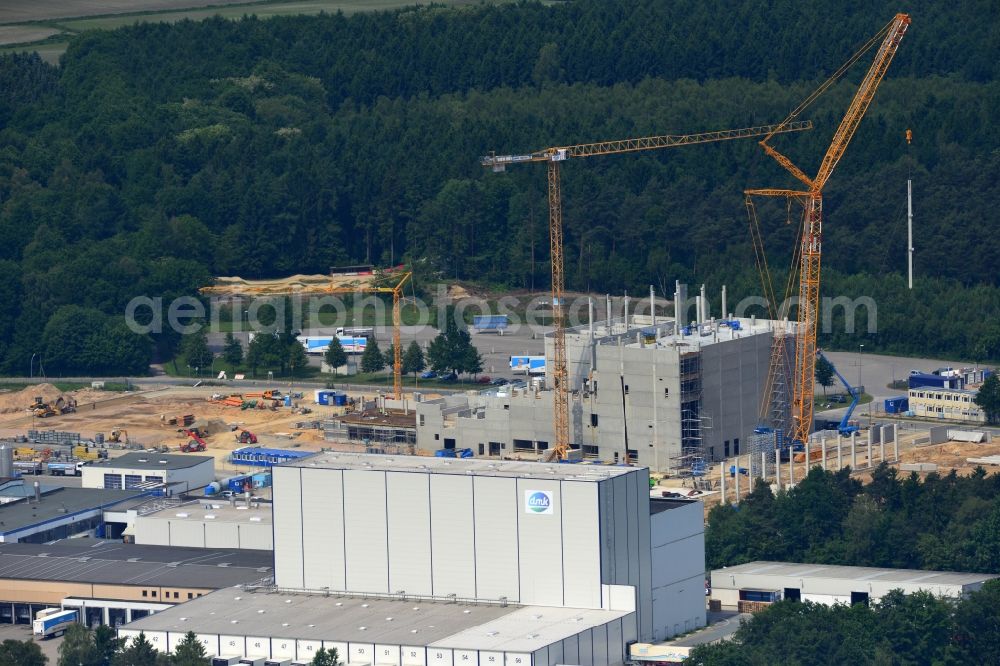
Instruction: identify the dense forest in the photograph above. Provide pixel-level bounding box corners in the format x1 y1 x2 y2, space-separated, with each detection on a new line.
0 0 998 374
706 464 1000 574
689 581 1000 665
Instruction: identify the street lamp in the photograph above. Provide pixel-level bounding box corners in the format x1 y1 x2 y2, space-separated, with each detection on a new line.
29 352 36 379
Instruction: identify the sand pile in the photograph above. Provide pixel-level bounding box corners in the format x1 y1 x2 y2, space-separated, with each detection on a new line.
190 417 229 435
0 383 65 414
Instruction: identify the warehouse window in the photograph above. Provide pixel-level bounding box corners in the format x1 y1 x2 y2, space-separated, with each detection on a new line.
434 434 439 441
590 414 598 427
734 438 740 455
151 591 156 597
724 441 730 458
142 591 147 598
664 388 669 398
187 593 193 599
624 385 629 394
419 415 425 426
173 592 179 599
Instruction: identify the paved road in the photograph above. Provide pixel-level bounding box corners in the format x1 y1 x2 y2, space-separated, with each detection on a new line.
0 623 62 663
816 350 988 428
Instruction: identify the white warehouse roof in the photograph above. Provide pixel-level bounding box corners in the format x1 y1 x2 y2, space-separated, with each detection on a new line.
284 452 639 482
712 561 997 596
122 588 630 654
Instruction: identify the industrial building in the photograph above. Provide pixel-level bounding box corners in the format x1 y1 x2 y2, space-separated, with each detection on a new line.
120 454 706 664
414 312 775 472
0 481 146 543
0 539 273 628
907 387 986 423
710 561 999 610
82 452 215 492
132 499 273 551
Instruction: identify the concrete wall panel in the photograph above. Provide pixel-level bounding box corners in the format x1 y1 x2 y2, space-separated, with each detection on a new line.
272 466 304 588
343 469 389 593
387 472 433 596
516 478 564 606
430 474 476 598
302 467 345 591
473 476 519 602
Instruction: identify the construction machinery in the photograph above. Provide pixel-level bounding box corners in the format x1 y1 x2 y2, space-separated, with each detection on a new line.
816 350 862 437
29 398 57 418
235 429 258 445
71 445 104 461
179 428 208 452
108 428 128 444
55 396 77 414
482 122 813 462
747 13 910 447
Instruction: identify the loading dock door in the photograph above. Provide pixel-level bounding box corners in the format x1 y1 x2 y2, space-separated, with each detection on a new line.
784 587 801 602
851 591 869 606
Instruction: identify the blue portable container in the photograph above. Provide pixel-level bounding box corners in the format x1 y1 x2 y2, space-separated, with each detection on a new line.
334 394 347 406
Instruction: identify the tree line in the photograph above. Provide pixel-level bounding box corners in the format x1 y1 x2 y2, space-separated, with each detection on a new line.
0 0 997 376
689 581 1000 665
706 464 1000 574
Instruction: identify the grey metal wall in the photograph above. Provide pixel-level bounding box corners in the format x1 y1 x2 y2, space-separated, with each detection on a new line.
273 466 649 620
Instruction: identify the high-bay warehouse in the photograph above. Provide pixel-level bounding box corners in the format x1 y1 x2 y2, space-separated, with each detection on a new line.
120 453 706 665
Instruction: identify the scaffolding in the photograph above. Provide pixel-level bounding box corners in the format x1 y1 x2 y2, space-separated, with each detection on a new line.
323 409 417 456
749 427 782 479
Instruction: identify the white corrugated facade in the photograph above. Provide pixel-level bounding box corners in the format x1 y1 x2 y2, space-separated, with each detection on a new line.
273 461 652 624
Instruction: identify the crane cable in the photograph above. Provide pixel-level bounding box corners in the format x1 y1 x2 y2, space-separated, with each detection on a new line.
762 17 898 145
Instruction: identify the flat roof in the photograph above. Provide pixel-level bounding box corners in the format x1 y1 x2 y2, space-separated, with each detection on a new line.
122 589 629 652
627 317 775 350
714 561 998 588
0 539 272 588
139 500 272 525
283 452 640 482
0 487 147 534
87 453 213 471
649 498 698 515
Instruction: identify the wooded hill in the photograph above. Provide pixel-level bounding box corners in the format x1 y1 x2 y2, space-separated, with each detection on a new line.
0 0 997 374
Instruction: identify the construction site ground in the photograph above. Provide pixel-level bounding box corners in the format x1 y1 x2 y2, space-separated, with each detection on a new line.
0 382 442 475
688 425 1000 516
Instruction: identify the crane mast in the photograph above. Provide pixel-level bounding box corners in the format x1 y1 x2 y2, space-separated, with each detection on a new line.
749 13 910 446
483 121 813 461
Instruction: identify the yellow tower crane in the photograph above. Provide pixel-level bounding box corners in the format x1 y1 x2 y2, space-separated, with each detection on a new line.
326 270 412 401
482 120 813 461
747 13 910 445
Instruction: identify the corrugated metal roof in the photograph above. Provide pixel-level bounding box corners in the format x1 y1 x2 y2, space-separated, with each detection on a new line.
714 561 997 587
0 539 271 588
122 589 629 652
86 453 213 470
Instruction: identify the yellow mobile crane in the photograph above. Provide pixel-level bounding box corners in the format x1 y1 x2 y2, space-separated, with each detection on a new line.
747 13 910 446
482 121 812 461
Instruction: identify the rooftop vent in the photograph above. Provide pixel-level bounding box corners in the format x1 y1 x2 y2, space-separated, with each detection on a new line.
175 513 188 518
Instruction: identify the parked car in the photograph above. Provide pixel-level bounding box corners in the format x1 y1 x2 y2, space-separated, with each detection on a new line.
830 394 847 403
491 378 510 386
420 371 437 379
439 372 458 381
475 375 492 384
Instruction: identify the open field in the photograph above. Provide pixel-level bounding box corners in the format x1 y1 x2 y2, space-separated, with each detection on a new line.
0 25 61 45
0 0 523 62
0 0 262 24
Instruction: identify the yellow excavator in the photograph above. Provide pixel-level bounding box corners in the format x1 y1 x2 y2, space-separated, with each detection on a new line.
29 397 57 418
108 428 129 444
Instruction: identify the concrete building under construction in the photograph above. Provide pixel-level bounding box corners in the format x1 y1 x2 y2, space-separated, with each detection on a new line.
416 289 778 473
